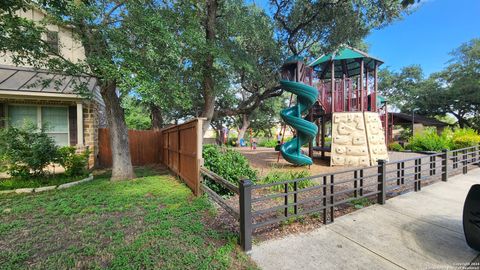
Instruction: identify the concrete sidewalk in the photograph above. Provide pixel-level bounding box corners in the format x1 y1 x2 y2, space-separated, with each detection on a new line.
251 169 480 270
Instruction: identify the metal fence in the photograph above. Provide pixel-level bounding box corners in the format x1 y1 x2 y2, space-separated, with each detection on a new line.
201 146 480 252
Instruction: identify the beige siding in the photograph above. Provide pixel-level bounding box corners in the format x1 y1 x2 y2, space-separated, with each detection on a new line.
0 8 86 67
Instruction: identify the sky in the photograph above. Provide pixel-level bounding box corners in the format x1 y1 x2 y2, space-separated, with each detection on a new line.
366 0 480 76
249 0 479 77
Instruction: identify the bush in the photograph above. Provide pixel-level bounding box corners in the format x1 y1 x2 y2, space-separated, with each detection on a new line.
202 145 257 195
405 128 451 152
451 128 480 149
404 127 480 151
227 137 238 147
388 142 404 152
258 138 278 148
56 146 90 177
398 127 412 142
260 170 313 192
0 126 58 178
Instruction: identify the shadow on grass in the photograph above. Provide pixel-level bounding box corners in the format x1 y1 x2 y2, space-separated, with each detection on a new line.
94 164 170 180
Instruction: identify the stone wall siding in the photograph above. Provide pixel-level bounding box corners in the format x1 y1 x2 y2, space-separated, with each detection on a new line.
0 97 99 168
82 101 99 168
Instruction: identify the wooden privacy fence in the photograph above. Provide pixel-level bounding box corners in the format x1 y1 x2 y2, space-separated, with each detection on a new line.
160 118 204 195
98 129 163 167
98 118 204 195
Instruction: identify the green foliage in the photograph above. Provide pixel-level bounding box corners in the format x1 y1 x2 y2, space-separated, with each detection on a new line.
405 127 480 151
405 128 450 152
260 170 313 192
0 168 256 269
122 96 152 130
388 142 404 152
227 137 238 147
450 128 480 149
272 0 410 56
398 127 412 141
56 146 90 177
349 198 374 209
0 173 87 191
258 138 278 148
0 126 58 178
202 145 257 195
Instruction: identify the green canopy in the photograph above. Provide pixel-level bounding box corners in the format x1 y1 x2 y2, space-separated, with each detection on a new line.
308 47 383 79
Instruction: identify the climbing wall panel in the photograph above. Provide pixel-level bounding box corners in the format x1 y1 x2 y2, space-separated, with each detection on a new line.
330 112 389 166
331 113 370 166
364 112 389 164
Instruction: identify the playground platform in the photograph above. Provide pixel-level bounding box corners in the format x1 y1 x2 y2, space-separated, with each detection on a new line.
251 168 480 270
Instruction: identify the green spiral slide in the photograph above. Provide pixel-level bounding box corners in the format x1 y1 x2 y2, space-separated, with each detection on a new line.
279 80 319 166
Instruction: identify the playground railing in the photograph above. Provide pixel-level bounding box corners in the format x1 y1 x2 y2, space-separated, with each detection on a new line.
200 167 240 221
201 146 480 252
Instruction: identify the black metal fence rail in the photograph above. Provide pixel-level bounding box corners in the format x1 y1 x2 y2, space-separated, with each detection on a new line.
200 167 239 220
249 166 381 229
201 146 480 252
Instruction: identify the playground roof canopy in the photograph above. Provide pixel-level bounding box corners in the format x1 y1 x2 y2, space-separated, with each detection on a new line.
309 47 383 79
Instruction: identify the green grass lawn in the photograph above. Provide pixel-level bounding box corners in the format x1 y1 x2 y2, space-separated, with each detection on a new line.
0 167 256 270
0 173 89 191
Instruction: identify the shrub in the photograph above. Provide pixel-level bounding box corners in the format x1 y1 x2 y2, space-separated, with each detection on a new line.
260 170 313 192
404 127 480 151
227 137 238 147
258 138 278 148
388 142 404 152
0 126 58 178
405 128 450 152
398 127 412 141
451 128 480 149
56 146 90 177
202 145 257 195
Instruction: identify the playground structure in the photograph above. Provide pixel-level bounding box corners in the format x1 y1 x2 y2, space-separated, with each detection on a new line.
279 47 390 166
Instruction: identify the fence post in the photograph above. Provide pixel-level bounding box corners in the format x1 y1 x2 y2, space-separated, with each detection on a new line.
414 159 418 192
417 158 422 191
284 183 289 217
476 146 480 167
239 179 253 252
377 159 386 205
442 149 448 182
463 149 468 174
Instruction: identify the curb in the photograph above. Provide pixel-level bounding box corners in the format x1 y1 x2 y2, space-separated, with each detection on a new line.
0 174 94 195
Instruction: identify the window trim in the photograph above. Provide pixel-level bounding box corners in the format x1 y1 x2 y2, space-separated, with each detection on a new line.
6 103 70 146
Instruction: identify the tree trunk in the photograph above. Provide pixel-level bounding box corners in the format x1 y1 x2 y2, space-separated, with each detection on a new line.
200 0 218 135
150 104 163 131
101 81 136 181
237 114 251 140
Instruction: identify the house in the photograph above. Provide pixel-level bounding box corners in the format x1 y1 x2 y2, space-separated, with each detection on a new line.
0 8 104 167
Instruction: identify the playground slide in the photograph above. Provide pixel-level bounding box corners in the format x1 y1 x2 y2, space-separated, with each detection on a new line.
279 80 319 166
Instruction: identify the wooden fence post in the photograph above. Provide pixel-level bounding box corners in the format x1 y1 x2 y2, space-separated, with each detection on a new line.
196 118 204 195
239 179 253 252
377 159 386 205
441 149 448 182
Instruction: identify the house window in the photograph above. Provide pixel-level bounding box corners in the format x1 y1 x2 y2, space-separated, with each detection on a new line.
46 31 59 54
8 105 69 146
42 107 69 146
8 105 38 128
